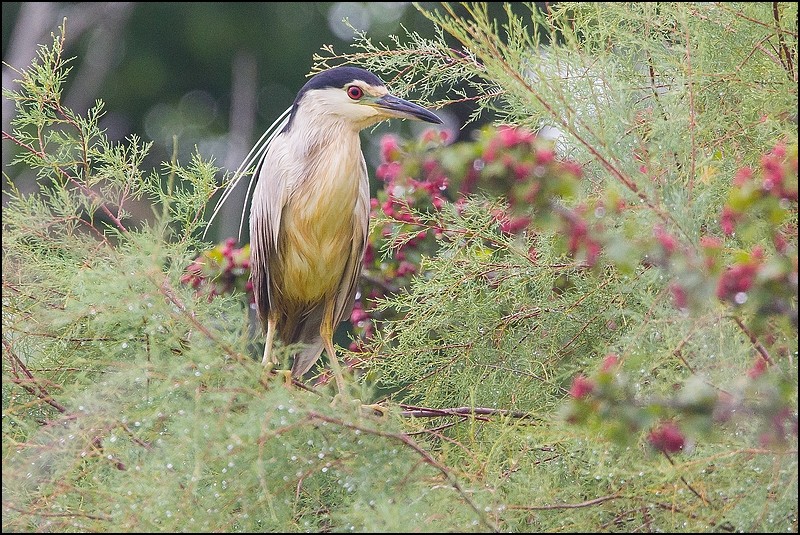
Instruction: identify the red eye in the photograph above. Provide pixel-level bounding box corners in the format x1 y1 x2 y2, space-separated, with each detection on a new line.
347 86 363 100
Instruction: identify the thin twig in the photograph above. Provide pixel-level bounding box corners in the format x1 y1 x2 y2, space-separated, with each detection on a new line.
399 404 536 420
2 130 129 234
714 3 798 37
730 315 774 365
3 503 112 522
506 492 622 510
156 276 250 365
307 411 500 533
406 419 462 435
653 501 725 529
682 9 697 198
772 1 796 80
662 451 708 503
3 339 67 414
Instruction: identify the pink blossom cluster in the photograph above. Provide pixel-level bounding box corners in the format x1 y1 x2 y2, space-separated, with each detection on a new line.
715 249 762 304
647 422 686 453
181 238 252 301
720 143 798 236
351 125 585 352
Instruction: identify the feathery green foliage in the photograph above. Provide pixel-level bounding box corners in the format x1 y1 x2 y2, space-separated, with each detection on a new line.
2 23 488 533
3 3 798 532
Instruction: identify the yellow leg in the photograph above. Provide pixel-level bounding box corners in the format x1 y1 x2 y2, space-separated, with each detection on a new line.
261 315 278 366
260 315 292 387
321 299 386 419
320 301 347 396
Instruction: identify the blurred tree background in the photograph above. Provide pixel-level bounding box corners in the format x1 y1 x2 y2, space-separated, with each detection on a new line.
3 2 496 240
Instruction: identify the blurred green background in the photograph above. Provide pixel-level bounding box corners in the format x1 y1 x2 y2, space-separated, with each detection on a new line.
2 2 478 241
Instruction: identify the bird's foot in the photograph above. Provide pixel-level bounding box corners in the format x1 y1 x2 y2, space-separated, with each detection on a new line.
330 393 387 420
359 403 388 419
261 362 293 387
278 369 293 387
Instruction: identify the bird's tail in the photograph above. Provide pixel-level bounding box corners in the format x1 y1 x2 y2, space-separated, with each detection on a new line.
282 304 326 378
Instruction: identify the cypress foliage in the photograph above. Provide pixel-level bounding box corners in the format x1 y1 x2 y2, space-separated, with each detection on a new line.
3 4 797 531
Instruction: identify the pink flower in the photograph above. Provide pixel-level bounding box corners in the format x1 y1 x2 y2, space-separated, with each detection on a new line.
654 226 678 255
396 261 417 277
421 128 452 145
566 217 588 255
380 134 400 162
773 232 788 254
376 161 401 182
747 357 768 379
720 206 739 236
670 282 688 310
761 155 784 193
716 260 760 302
733 167 753 186
585 240 602 267
601 353 620 372
497 125 523 148
513 162 533 180
422 158 438 174
499 215 531 235
699 235 723 249
569 375 595 399
381 199 395 218
535 148 554 165
562 161 583 179
648 422 685 453
350 303 369 324
363 242 375 265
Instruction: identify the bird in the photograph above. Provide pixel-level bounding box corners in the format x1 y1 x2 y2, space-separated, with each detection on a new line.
207 66 442 398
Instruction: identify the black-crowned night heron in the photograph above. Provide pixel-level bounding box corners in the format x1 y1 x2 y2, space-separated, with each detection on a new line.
208 66 441 399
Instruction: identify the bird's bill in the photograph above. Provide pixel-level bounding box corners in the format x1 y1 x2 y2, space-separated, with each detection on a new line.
373 94 443 124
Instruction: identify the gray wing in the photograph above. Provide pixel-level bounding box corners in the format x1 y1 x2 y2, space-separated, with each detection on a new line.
249 136 290 329
333 153 371 326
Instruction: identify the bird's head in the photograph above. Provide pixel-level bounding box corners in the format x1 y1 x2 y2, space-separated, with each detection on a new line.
286 66 442 131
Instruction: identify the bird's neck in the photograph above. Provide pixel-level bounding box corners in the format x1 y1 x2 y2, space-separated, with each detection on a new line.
288 109 363 166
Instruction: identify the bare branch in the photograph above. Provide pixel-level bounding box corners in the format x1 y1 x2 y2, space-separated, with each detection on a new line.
507 491 622 511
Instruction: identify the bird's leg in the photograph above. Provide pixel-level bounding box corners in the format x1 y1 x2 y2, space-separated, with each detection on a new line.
261 315 278 366
261 315 292 386
321 301 386 419
320 303 347 397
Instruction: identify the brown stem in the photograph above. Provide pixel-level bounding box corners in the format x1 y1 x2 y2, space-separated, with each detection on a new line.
731 315 774 365
683 11 697 198
773 1 796 80
662 451 708 504
3 339 67 413
2 130 129 234
307 411 500 532
3 503 111 522
399 404 536 420
506 492 621 511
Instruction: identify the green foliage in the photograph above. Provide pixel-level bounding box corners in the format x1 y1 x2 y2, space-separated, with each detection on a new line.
2 23 492 534
3 4 798 533
327 1 799 531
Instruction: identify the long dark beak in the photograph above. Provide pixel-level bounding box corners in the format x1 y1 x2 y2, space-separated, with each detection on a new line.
374 94 443 124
